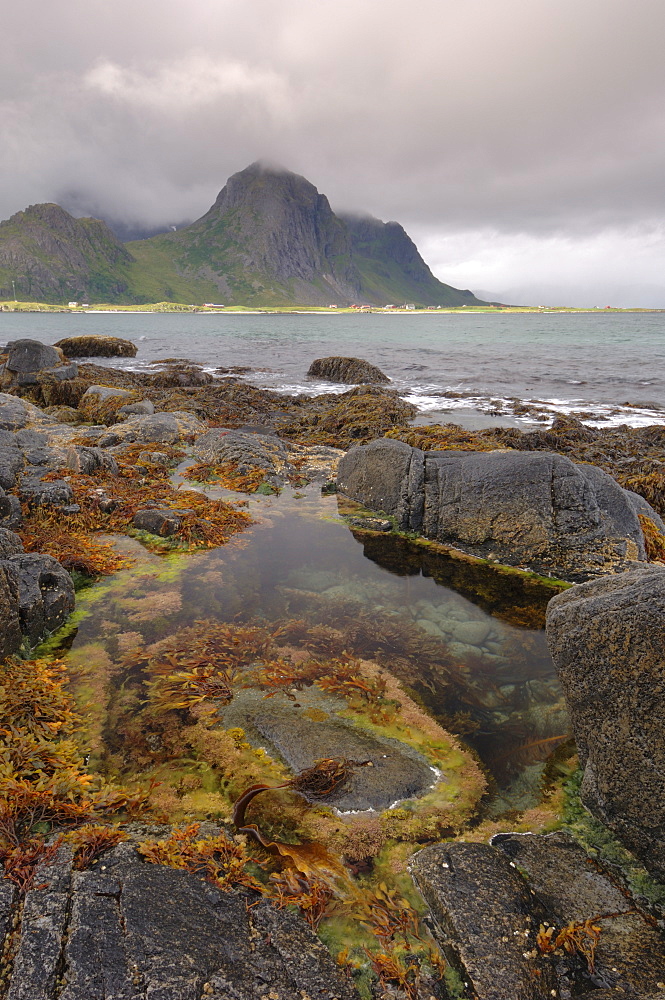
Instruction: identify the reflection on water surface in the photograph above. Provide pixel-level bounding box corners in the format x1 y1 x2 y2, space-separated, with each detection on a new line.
55 486 569 817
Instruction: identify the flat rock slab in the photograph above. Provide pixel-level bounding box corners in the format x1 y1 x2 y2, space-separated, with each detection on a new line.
220 688 437 812
1 843 358 1000
410 842 558 1000
494 831 665 996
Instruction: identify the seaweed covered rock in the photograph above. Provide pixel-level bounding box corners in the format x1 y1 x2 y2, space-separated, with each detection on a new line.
337 438 661 581
546 566 665 881
0 842 359 1000
78 384 139 422
307 356 390 384
54 334 138 357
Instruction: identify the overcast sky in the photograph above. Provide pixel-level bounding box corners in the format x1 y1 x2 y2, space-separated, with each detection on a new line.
2 0 665 306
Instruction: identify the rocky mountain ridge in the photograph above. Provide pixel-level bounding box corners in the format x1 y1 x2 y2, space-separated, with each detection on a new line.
0 163 485 307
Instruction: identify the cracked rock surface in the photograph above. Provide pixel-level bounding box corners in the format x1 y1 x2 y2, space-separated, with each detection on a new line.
0 844 358 1000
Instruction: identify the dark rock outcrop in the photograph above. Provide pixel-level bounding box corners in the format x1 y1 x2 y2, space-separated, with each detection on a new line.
8 552 75 645
546 565 665 880
55 335 138 357
411 837 665 1000
0 842 359 1000
494 831 665 996
307 356 391 384
337 438 660 580
5 339 63 372
410 842 558 999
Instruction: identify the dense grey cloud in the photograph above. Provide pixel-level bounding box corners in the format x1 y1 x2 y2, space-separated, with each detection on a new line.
2 0 665 304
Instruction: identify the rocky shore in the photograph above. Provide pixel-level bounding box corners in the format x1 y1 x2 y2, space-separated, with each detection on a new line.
1 340 664 999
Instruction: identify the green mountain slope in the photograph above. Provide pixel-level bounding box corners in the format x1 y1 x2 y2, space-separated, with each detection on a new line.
0 204 133 303
0 164 486 307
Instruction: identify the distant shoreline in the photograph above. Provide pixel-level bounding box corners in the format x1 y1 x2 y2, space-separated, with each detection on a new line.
1 301 664 315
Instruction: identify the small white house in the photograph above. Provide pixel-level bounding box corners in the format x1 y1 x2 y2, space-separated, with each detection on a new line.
68 301 78 308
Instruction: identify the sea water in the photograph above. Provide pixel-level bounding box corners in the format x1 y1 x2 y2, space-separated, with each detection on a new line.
3 309 665 427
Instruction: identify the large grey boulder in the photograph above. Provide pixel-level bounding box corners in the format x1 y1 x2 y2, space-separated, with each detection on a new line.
0 561 21 659
5 339 63 373
546 566 665 881
337 438 661 580
194 427 289 474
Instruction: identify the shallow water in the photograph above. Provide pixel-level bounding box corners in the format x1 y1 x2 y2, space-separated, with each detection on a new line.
53 486 568 815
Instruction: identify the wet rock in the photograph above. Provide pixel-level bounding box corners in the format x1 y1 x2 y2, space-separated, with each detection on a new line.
98 410 205 446
221 689 436 812
546 565 665 881
307 356 391 384
410 842 558 1000
6 844 73 1000
337 438 660 581
494 831 665 996
132 508 183 536
346 516 392 531
8 552 75 644
54 334 138 357
5 338 63 373
195 427 289 474
118 398 155 417
148 363 214 387
1 842 358 1000
136 450 172 466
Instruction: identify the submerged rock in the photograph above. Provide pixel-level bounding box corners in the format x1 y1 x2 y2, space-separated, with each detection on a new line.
546 565 665 881
0 842 358 1000
221 688 437 812
54 334 138 357
307 356 391 384
337 437 661 581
